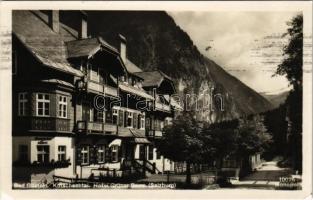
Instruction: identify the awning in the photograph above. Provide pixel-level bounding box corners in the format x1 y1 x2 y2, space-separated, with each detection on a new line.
109 139 122 147
119 83 154 100
132 137 151 144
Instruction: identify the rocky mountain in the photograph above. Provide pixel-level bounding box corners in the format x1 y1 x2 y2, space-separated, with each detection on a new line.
261 91 289 108
86 11 273 122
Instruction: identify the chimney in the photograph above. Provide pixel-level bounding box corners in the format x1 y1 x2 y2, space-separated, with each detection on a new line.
119 34 127 62
48 10 59 33
79 11 88 39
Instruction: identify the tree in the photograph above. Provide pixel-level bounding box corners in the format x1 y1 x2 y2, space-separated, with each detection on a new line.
275 14 303 90
236 116 272 156
201 120 238 168
275 14 303 172
156 111 203 184
235 116 272 176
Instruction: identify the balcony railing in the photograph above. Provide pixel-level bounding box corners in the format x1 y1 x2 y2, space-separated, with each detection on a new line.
86 80 118 97
15 116 71 132
155 102 171 112
146 130 163 138
77 121 117 135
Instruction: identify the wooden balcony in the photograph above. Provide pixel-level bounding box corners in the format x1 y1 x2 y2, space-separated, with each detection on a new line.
86 80 118 97
146 130 163 138
155 102 171 112
77 121 117 135
15 116 71 132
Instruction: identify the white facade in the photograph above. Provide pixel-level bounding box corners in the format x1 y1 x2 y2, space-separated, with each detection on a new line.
13 136 75 183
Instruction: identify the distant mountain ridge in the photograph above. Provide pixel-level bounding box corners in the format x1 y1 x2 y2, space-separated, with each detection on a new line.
261 91 289 108
86 11 273 122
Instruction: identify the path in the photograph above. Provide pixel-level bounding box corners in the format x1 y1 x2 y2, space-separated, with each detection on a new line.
231 159 293 189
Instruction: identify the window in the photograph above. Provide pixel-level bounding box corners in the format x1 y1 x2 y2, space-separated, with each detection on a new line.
18 145 28 162
58 96 67 118
154 119 161 131
18 93 28 116
112 109 118 124
148 145 154 160
165 118 172 126
36 94 50 116
58 145 66 161
37 145 50 163
127 112 133 127
120 76 125 82
81 146 89 165
95 111 104 122
111 145 119 162
97 145 105 163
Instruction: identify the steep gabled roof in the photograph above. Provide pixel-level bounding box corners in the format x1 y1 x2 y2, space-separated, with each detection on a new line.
66 37 119 59
12 10 83 77
124 58 143 73
134 70 174 88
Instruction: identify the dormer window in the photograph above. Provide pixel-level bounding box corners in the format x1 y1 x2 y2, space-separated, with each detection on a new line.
120 76 125 82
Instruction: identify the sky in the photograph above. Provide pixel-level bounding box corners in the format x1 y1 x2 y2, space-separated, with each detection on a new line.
169 11 299 94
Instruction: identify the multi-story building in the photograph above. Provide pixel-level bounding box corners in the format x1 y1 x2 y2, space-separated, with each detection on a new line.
134 70 177 172
12 10 85 184
12 10 177 184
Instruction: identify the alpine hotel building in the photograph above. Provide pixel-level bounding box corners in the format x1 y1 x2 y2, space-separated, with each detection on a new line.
12 10 179 184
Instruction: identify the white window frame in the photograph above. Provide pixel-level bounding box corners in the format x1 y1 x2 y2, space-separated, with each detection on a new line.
58 145 66 161
36 93 50 117
58 96 67 118
18 92 28 116
140 115 145 130
37 145 50 163
81 146 89 165
111 145 119 162
127 112 133 128
97 145 105 163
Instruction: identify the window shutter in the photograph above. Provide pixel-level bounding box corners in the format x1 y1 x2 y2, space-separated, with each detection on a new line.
133 113 138 129
118 110 123 126
105 146 111 163
89 146 96 164
110 146 113 162
118 146 122 162
146 117 150 130
76 146 82 165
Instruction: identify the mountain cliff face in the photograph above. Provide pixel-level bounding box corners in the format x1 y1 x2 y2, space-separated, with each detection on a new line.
87 11 273 122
